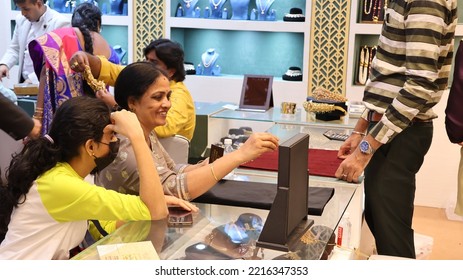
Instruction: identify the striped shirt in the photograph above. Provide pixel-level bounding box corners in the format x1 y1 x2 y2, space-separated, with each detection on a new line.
361 0 458 144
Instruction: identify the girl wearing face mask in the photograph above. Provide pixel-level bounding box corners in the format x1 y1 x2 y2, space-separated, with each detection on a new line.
0 96 195 260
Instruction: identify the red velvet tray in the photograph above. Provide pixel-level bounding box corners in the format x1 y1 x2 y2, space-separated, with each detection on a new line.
240 149 342 178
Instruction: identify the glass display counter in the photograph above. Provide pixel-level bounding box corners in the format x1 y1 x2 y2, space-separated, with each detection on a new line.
72 172 358 260
72 103 363 260
210 107 358 129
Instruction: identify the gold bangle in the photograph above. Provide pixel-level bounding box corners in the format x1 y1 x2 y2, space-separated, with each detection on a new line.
210 163 219 181
351 130 366 136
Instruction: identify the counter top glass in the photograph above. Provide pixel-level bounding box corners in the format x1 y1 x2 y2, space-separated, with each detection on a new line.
210 107 358 129
73 170 359 260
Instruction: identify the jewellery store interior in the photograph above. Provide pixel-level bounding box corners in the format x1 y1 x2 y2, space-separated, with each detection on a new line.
0 0 461 261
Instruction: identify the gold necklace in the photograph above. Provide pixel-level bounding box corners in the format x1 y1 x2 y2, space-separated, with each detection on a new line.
372 0 382 22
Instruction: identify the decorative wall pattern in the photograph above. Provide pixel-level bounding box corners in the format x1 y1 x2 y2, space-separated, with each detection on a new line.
308 0 351 96
133 0 164 61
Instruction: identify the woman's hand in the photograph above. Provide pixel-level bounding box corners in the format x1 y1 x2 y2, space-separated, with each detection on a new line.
69 51 89 73
234 132 279 163
106 110 144 141
164 195 199 212
96 89 117 108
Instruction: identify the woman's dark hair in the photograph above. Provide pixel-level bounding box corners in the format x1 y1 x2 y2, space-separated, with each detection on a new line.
143 39 186 82
0 96 111 242
71 2 102 55
114 62 169 110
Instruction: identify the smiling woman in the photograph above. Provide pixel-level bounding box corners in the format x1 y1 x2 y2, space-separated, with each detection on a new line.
93 61 279 203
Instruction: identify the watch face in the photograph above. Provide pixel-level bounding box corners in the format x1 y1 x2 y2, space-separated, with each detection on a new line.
360 140 370 154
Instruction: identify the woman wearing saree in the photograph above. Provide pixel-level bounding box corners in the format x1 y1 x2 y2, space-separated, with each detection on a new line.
28 2 120 135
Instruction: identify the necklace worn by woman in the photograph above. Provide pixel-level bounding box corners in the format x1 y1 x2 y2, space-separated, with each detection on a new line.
256 0 273 15
211 0 223 9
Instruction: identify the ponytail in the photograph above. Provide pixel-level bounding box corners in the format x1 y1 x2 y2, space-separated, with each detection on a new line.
0 96 111 242
0 136 59 242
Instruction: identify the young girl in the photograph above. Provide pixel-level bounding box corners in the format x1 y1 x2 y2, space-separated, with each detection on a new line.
0 96 191 260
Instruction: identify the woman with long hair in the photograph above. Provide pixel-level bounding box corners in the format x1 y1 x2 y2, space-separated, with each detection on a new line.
28 2 120 135
0 96 194 260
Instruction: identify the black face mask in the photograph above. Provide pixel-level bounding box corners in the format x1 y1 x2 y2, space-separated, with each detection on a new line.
91 138 120 175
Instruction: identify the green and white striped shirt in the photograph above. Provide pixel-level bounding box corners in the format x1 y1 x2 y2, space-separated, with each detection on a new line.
361 0 458 144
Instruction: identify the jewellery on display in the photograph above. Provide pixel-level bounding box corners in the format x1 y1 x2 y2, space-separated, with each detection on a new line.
250 8 257 20
303 101 347 114
176 6 184 17
364 0 372 15
202 50 218 68
256 0 274 15
312 87 347 103
183 0 193 8
204 6 210 18
211 0 223 9
194 6 201 18
282 66 303 81
283 7 305 22
284 69 302 76
184 62 196 74
358 46 369 85
372 0 382 22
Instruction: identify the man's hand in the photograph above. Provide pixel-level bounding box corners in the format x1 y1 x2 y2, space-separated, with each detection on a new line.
0 65 9 81
28 118 42 139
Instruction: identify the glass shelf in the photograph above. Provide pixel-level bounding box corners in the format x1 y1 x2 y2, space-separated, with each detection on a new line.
210 107 358 129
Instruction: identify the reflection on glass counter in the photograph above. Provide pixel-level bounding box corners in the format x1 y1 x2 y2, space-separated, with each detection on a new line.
72 173 359 260
210 107 358 129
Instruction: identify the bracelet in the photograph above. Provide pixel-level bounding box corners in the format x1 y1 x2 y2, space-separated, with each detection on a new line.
351 130 366 136
209 163 219 181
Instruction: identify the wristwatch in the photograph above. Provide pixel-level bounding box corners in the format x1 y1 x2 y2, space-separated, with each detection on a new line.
359 139 375 155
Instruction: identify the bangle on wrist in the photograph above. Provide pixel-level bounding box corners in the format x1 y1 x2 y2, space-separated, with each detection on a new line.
351 130 366 136
210 163 219 181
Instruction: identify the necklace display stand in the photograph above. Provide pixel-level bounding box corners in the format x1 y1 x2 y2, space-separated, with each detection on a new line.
199 49 221 76
230 0 250 20
180 0 199 17
209 0 228 19
256 0 275 21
